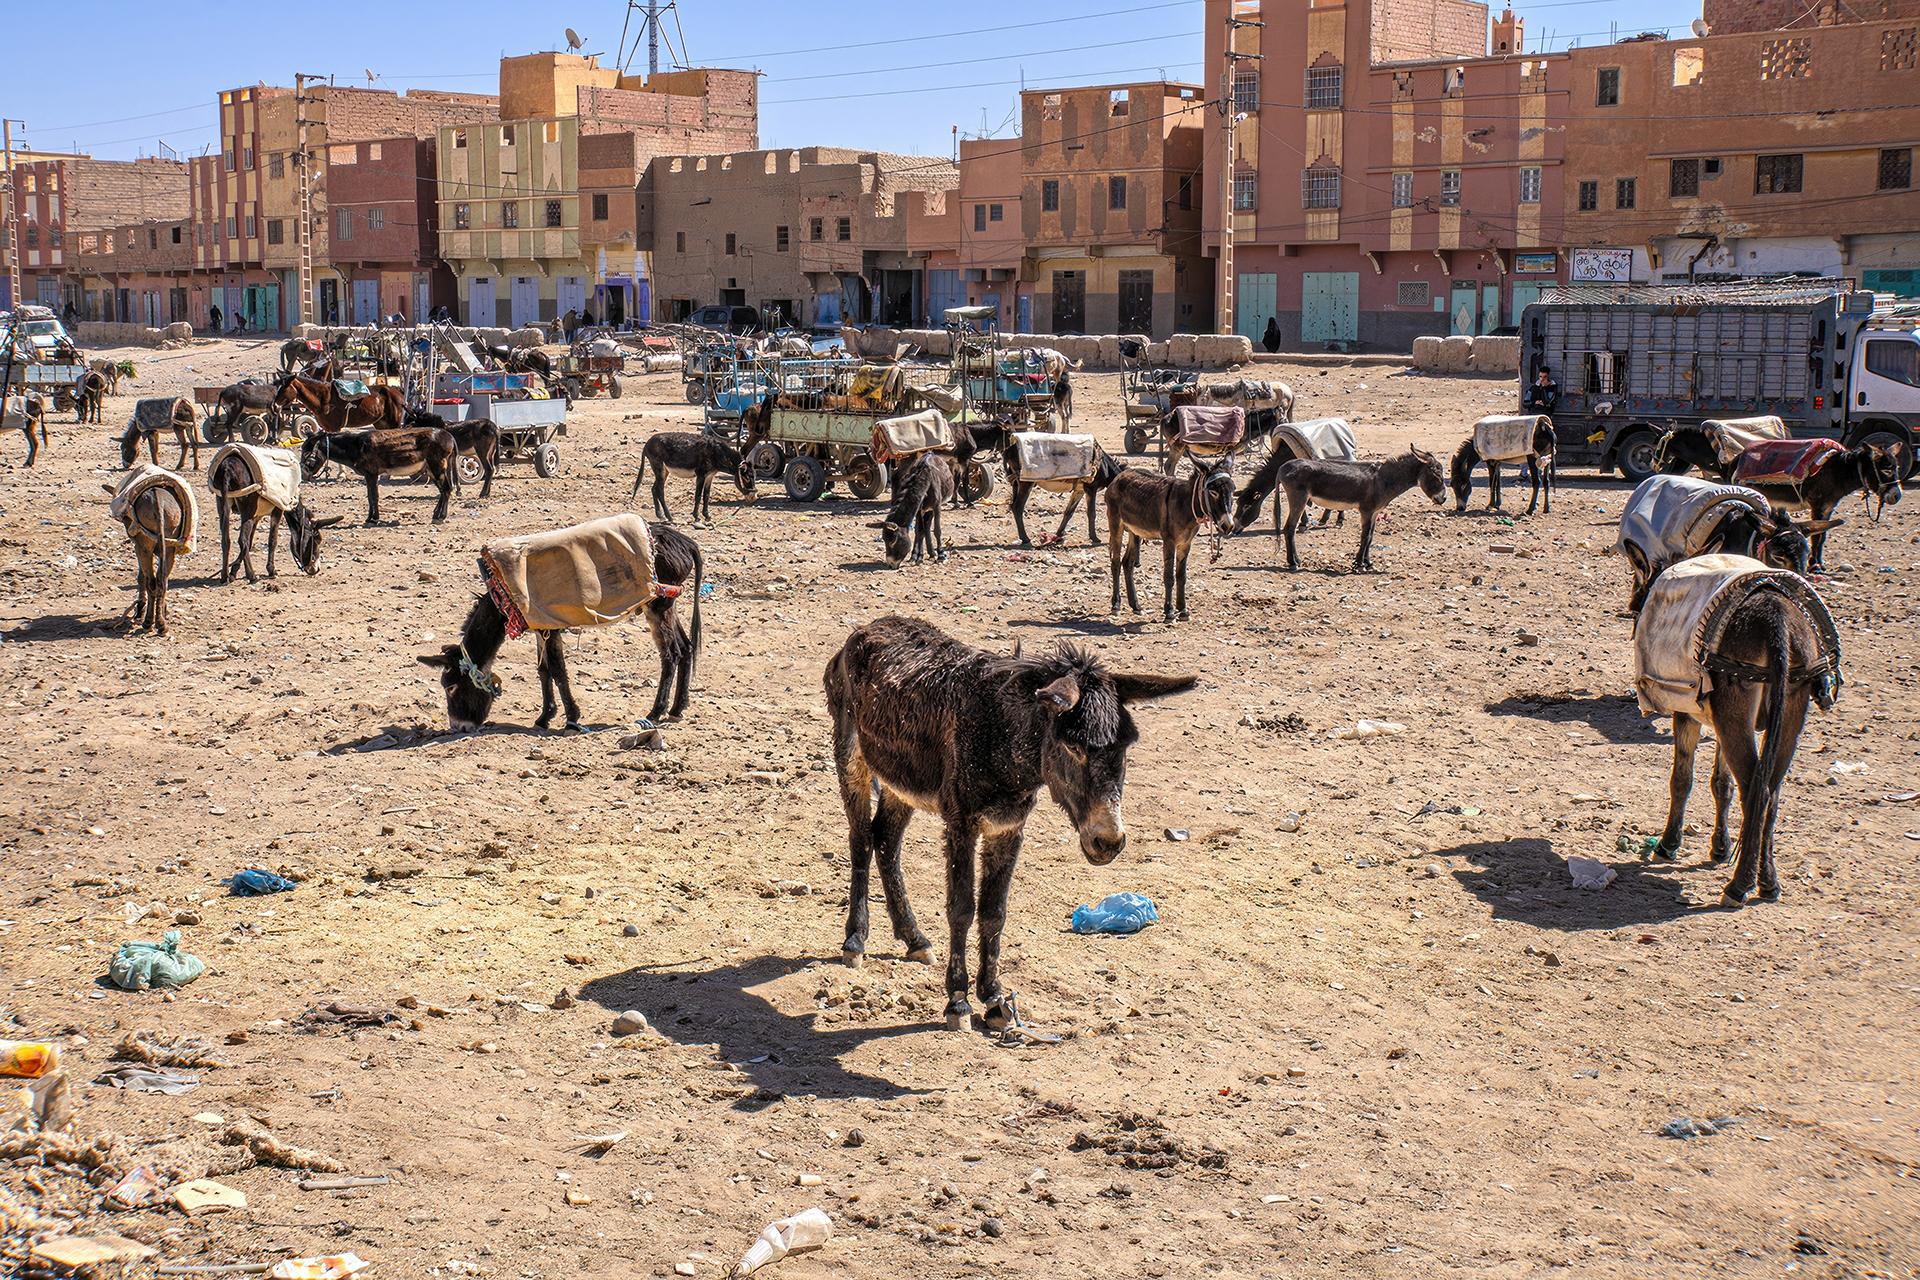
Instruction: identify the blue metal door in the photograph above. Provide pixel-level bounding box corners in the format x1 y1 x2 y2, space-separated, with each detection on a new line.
924 269 962 326
1017 293 1032 332
1449 285 1478 336
1301 272 1358 345
352 279 380 326
1508 282 1544 326
1234 272 1277 343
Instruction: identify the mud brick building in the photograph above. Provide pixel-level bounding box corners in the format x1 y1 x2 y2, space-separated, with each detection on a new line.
69 218 195 327
5 156 188 317
907 137 1025 330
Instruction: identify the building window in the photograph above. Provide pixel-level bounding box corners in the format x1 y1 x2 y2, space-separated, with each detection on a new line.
168 227 180 245
1391 172 1413 208
776 224 789 251
244 147 254 170
269 152 285 179
1670 158 1700 198
454 130 468 149
725 232 737 255
1879 148 1913 191
245 215 256 238
1596 67 1620 106
23 226 37 249
1672 46 1705 87
1108 176 1127 210
501 201 519 228
1178 174 1192 210
1301 166 1341 210
368 207 385 231
1041 179 1059 212
1041 93 1062 122
1233 170 1257 211
544 199 562 228
1884 27 1917 71
1755 153 1803 194
592 193 608 220
1760 37 1811 80
1304 66 1342 110
336 208 352 240
224 150 235 172
1577 180 1599 211
543 120 561 144
267 220 284 245
1440 170 1461 207
501 124 515 146
836 216 851 241
1109 89 1129 117
810 216 824 241
1397 281 1430 307
453 202 470 230
1615 177 1636 209
225 215 237 238
974 204 987 232
676 231 686 252
1519 167 1541 204
1232 69 1259 114
989 203 1003 222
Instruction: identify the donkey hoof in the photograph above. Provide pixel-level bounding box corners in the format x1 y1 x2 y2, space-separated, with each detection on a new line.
980 994 1019 1032
841 948 864 970
563 720 583 734
1650 840 1679 862
1720 886 1751 908
534 715 554 730
1175 609 1190 622
944 1005 976 1033
904 946 934 965
1758 884 1781 903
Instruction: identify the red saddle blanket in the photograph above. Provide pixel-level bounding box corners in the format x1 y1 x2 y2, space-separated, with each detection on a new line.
1731 438 1841 487
1173 405 1245 449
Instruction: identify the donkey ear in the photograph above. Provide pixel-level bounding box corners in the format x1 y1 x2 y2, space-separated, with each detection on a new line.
417 653 451 669
1009 639 1024 660
1114 672 1199 703
314 514 346 529
1804 517 1845 532
1036 674 1081 712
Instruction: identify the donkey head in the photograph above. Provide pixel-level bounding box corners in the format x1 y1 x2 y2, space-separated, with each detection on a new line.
1030 650 1198 865
118 422 141 468
1411 447 1447 505
1861 444 1905 512
284 505 346 576
1448 441 1476 512
1198 463 1238 529
874 517 915 568
418 641 503 731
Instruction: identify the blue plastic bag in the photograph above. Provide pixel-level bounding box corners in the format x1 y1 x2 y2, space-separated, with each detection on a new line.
229 869 296 896
1070 892 1160 935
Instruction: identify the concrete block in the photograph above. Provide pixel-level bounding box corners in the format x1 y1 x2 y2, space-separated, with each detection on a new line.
506 326 547 348
1470 334 1520 373
161 322 194 342
1168 334 1199 367
1436 335 1474 373
1145 341 1170 365
1411 336 1443 370
1192 334 1253 367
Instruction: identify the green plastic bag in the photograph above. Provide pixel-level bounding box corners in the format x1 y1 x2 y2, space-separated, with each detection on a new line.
108 930 206 991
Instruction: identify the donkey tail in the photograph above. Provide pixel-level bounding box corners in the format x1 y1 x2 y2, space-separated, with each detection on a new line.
686 537 704 681
1756 598 1793 802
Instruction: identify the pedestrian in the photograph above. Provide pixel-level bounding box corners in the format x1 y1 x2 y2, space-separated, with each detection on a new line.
209 302 223 334
1262 316 1281 354
1525 365 1560 415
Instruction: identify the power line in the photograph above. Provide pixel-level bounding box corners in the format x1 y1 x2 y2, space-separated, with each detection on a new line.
707 1 1197 61
765 61 1204 105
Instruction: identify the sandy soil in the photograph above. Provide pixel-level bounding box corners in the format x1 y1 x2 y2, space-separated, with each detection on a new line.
2 336 1917 1280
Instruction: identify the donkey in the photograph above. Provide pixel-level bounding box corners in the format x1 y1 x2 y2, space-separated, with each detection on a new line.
1652 425 1734 481
1230 445 1342 535
419 525 704 730
4 395 46 467
1006 445 1124 548
874 452 956 567
73 370 107 424
279 337 324 373
1735 442 1904 571
823 615 1196 1031
1105 460 1238 623
276 375 405 432
300 426 458 525
1449 419 1557 515
207 450 343 583
1275 448 1447 573
88 356 130 396
405 409 500 500
1614 474 1825 613
102 479 186 636
119 413 199 472
1640 564 1838 905
631 431 752 526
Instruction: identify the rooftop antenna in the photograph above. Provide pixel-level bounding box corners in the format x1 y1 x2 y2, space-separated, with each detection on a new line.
364 68 378 85
565 27 585 51
617 1 678 76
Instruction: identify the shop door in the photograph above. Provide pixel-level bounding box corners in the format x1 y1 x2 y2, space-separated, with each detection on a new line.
1449 284 1478 336
1118 269 1155 335
1051 270 1085 333
556 276 586 319
509 276 540 329
1301 272 1358 345
1508 282 1545 327
925 269 962 327
1234 272 1277 343
469 277 495 326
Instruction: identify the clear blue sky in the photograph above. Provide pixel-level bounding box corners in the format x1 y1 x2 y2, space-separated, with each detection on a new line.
8 0 1688 163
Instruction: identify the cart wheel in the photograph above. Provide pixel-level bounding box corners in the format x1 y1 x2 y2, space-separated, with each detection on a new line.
563 377 584 403
747 442 785 482
241 413 270 445
1124 423 1155 455
684 380 708 405
965 461 996 503
534 442 562 478
607 374 622 400
783 455 827 502
287 412 319 443
456 453 485 487
846 457 889 500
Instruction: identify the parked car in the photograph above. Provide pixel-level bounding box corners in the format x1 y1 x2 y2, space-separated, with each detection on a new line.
0 305 76 358
686 305 763 335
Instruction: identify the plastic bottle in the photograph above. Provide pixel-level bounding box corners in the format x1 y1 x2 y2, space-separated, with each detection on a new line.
734 1208 833 1277
0 1041 60 1079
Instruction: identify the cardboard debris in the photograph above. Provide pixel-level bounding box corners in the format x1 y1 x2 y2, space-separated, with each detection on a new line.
32 1233 159 1269
173 1177 248 1215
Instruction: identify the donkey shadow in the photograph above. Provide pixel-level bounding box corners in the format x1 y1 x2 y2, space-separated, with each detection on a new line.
1006 616 1146 638
324 720 622 754
1 612 121 642
1485 692 1664 745
1432 836 1704 930
579 955 931 1111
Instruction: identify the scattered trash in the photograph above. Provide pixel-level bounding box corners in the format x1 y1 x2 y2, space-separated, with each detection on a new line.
1615 834 1660 857
1886 791 1920 803
270 1254 370 1280
107 1165 164 1208
1162 827 1189 842
31 1235 158 1270
229 868 297 895
297 1175 390 1192
107 930 206 991
117 1029 225 1067
173 1178 248 1215
93 1064 200 1094
1331 719 1406 740
1566 857 1617 890
618 723 665 751
732 1207 834 1278
0 1040 60 1078
1276 811 1305 833
1828 760 1867 775
1070 892 1160 935
1661 1115 1736 1139
575 1130 627 1155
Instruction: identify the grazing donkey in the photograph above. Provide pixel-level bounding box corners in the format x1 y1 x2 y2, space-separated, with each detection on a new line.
1634 554 1840 905
405 409 501 499
824 615 1196 1031
631 431 752 526
1275 449 1446 572
207 444 343 583
279 337 324 373
88 356 131 396
119 398 200 471
1449 414 1556 515
1731 439 1904 571
874 452 956 567
300 425 458 525
104 469 195 637
73 370 107 424
1105 459 1238 622
420 516 703 730
4 394 46 467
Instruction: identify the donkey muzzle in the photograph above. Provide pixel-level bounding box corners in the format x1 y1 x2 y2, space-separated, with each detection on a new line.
1080 824 1127 866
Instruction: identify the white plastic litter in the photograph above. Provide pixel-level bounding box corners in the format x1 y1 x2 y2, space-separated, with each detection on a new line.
1566 856 1617 890
1331 720 1406 740
732 1207 833 1277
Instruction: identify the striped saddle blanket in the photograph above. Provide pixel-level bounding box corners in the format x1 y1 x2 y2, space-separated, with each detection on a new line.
1730 438 1842 488
480 513 664 639
1472 414 1549 463
110 464 199 555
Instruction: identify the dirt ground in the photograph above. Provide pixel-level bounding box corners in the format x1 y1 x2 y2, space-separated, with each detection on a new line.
2 336 1917 1280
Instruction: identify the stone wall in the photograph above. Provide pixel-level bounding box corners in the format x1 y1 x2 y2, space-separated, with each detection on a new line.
1411 333 1518 373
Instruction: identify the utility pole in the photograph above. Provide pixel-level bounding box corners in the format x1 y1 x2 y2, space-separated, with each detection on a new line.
648 0 662 76
294 73 324 328
1217 6 1262 336
2 119 21 316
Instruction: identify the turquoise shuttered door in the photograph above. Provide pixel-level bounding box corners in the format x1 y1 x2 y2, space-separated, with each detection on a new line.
1302 272 1358 345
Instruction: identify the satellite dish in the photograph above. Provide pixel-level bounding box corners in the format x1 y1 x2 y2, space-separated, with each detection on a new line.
1690 17 1709 36
565 27 585 50
364 68 378 84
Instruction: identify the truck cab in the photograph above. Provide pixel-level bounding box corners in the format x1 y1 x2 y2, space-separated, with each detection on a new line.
1849 313 1920 460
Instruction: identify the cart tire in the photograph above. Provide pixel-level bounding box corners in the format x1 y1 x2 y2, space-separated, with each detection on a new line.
1615 430 1661 484
783 455 827 503
241 413 271 445
748 441 785 482
1124 423 1155 455
846 457 888 500
685 380 708 405
964 461 995 503
608 374 622 400
456 453 485 487
287 412 320 442
534 442 562 478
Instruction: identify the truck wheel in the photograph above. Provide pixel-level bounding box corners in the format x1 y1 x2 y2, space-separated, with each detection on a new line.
684 380 708 405
534 442 562 478
1124 423 1155 455
747 441 785 482
1853 427 1914 479
964 461 996 503
1616 430 1661 483
783 455 827 502
846 456 888 500
456 454 485 487
607 374 622 400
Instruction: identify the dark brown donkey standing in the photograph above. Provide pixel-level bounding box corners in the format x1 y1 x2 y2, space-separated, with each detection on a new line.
73 370 107 424
1104 461 1238 622
118 398 200 471
300 426 458 524
102 481 186 636
1737 442 1904 571
824 615 1197 1031
405 409 501 499
1005 443 1124 547
631 431 753 526
1275 448 1446 572
207 451 343 583
873 452 956 567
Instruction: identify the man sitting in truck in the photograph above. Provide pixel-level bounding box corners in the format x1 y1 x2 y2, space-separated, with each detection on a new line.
1525 366 1560 416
